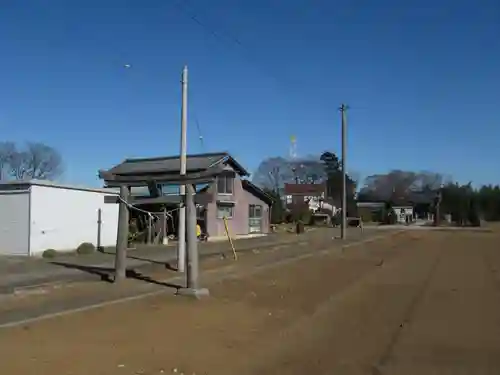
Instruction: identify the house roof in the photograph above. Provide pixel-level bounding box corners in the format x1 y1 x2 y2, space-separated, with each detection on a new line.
357 202 385 209
284 183 326 195
0 179 118 195
105 152 249 177
130 180 273 207
241 180 274 205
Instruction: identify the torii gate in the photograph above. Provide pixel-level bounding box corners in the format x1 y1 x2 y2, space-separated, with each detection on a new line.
98 164 225 299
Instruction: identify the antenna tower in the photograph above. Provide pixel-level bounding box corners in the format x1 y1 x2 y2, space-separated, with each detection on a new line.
289 135 297 159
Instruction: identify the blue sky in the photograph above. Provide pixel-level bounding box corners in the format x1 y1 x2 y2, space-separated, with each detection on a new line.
1 0 499 187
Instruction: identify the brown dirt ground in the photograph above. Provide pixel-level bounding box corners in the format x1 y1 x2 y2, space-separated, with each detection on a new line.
1 229 500 375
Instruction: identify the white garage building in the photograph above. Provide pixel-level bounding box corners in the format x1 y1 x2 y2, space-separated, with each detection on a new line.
0 180 119 256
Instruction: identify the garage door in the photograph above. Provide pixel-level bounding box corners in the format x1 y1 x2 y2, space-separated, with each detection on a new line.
0 191 30 256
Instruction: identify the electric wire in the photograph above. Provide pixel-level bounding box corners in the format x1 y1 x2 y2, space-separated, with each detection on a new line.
117 195 201 218
171 0 298 94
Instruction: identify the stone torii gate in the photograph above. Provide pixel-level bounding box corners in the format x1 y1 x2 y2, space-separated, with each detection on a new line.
99 164 225 298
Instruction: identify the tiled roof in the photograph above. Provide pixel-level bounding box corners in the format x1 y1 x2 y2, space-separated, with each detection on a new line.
105 152 249 176
241 180 274 205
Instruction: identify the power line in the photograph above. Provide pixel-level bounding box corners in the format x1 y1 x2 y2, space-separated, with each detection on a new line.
170 0 299 93
187 85 207 153
194 116 205 151
170 0 308 155
172 0 244 47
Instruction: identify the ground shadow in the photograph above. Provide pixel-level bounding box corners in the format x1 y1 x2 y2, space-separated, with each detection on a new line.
50 262 115 283
126 255 177 271
98 247 178 271
50 261 182 291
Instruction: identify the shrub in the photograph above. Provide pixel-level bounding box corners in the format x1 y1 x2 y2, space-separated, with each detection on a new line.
128 219 139 244
76 242 96 255
331 212 341 227
301 210 313 225
467 206 481 227
382 208 397 225
42 249 58 258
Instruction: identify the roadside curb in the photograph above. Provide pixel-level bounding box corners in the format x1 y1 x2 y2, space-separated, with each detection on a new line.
0 229 395 298
0 234 324 298
0 229 404 330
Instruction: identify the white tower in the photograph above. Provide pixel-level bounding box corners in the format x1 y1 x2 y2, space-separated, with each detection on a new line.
289 135 297 160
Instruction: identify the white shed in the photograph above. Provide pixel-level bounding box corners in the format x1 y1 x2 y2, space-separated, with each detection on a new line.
392 206 414 224
0 180 119 256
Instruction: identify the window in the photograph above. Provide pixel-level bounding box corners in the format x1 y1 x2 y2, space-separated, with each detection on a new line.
217 204 234 219
249 204 262 218
161 184 180 195
217 175 233 194
249 204 263 233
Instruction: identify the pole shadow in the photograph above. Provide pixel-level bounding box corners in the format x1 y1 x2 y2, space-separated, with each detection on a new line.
49 261 182 291
125 255 177 271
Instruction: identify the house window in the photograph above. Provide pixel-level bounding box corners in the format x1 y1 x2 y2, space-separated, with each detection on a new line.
249 204 262 218
217 175 233 194
249 204 263 233
217 204 234 219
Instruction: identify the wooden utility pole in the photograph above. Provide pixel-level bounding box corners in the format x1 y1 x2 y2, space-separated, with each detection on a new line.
340 104 348 240
434 186 442 226
178 65 188 273
186 184 198 289
114 185 129 282
177 183 209 298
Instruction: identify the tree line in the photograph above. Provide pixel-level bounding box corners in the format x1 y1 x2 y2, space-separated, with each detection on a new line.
253 154 500 225
358 170 500 225
0 142 63 181
440 183 500 224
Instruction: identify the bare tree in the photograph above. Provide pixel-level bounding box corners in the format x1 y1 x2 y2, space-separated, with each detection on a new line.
9 142 63 180
0 142 16 180
359 170 448 201
252 156 329 190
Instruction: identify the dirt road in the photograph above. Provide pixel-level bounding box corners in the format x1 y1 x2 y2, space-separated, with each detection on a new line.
1 229 499 375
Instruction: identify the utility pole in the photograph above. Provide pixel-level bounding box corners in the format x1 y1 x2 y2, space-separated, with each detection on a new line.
340 104 348 240
177 66 188 272
177 183 209 298
114 185 129 282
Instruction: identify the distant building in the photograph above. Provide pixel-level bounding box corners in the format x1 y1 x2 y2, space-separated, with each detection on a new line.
0 180 119 256
283 183 337 215
356 190 437 223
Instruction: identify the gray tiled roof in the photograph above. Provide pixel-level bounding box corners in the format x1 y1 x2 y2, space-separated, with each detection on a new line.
0 179 118 194
106 152 249 176
241 179 274 205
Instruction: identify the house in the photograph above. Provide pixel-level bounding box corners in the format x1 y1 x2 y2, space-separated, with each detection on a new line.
284 183 326 208
357 190 437 224
0 180 119 256
356 201 386 222
101 152 274 239
284 183 337 215
392 205 414 223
